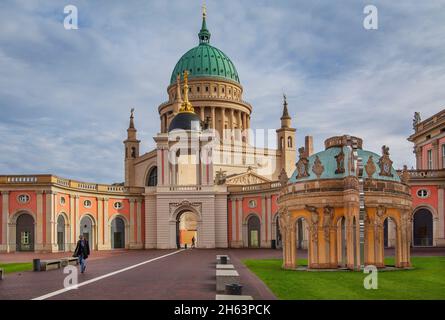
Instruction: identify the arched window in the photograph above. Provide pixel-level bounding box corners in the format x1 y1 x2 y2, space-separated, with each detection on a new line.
287 136 292 148
280 137 284 149
146 166 158 187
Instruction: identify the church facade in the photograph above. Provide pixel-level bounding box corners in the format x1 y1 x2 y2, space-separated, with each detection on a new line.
0 11 444 253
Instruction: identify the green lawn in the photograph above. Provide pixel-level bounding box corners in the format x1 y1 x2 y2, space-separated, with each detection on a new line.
244 257 445 300
0 263 33 274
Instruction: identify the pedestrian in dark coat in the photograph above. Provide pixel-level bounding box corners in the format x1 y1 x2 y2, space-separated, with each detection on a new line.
73 235 90 273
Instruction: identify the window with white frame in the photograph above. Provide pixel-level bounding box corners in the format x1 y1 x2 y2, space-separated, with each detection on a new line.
417 189 429 199
83 200 92 208
427 149 433 169
248 200 257 208
18 194 30 204
114 202 123 210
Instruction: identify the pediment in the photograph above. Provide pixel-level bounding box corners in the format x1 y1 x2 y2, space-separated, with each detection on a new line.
225 171 271 185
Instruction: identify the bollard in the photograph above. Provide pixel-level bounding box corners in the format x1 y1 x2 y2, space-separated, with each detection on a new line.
225 284 243 295
220 256 228 264
33 259 41 272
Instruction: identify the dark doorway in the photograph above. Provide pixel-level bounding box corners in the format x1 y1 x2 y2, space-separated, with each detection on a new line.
57 215 65 251
247 215 261 248
383 218 389 248
275 215 282 249
296 218 304 249
16 213 34 252
80 216 93 244
413 209 433 246
111 217 125 249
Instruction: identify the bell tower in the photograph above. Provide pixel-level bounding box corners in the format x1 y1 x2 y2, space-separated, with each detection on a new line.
124 108 140 186
276 94 296 177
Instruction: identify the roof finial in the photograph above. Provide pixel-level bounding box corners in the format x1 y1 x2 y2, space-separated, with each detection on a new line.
198 1 211 44
129 108 135 129
179 70 194 113
281 94 290 119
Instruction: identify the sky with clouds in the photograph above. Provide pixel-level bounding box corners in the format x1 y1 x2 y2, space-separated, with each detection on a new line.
0 0 444 183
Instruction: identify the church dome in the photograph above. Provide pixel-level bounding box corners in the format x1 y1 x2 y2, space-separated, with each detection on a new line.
289 135 401 183
168 112 202 132
169 12 240 85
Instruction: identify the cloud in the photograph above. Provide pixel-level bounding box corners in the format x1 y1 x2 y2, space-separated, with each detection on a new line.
0 0 444 183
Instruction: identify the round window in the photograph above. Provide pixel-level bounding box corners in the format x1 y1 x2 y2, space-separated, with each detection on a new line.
60 197 66 205
18 194 30 204
84 200 92 208
417 189 429 199
248 200 257 208
114 202 123 210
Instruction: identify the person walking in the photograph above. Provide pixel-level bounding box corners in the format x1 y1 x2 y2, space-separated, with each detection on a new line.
191 236 196 248
73 235 90 273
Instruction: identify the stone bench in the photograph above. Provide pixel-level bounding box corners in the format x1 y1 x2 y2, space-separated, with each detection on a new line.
0 268 4 280
216 294 253 300
40 259 62 271
216 269 239 292
61 257 79 267
216 255 231 264
216 264 235 270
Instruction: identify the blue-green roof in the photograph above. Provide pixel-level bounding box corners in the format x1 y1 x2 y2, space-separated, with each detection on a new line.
169 15 240 85
170 44 240 85
289 147 401 183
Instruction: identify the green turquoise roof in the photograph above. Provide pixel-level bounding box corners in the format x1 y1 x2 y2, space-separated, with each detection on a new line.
289 147 401 183
169 16 240 85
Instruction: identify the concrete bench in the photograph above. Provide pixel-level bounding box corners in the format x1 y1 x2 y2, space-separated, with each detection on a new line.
40 259 62 271
216 255 231 264
216 269 239 292
0 268 4 280
216 294 253 300
216 264 235 270
61 257 79 267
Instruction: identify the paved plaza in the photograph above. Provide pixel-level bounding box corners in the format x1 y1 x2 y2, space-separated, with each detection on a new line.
0 249 283 300
1 248 444 300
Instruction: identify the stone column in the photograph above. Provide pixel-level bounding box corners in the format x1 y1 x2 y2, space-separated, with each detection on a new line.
415 146 422 170
1 192 9 252
74 195 80 242
238 198 243 247
129 198 135 248
211 106 216 130
220 107 226 140
261 196 266 248
103 197 110 249
438 186 445 246
136 199 142 247
230 109 234 141
231 198 237 247
267 196 272 245
200 107 205 122
46 191 57 252
290 224 296 269
97 196 105 250
432 140 440 170
36 191 44 251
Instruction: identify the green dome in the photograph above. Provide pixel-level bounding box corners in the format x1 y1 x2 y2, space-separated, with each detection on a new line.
289 136 401 184
169 15 240 85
